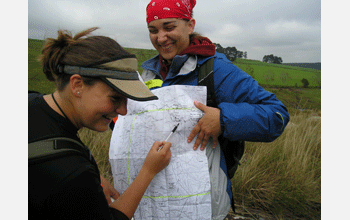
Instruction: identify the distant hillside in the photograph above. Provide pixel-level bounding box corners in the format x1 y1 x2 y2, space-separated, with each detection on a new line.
28 39 321 92
283 63 321 70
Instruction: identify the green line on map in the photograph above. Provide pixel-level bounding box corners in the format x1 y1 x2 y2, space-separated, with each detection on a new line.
143 191 211 199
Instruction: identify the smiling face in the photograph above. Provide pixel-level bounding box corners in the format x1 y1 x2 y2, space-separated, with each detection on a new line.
148 18 195 63
76 81 127 132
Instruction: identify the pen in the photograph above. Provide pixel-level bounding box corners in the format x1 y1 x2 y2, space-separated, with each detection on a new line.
165 123 180 142
158 123 180 151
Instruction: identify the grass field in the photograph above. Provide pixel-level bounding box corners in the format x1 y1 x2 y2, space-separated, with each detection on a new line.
233 59 321 88
28 38 321 219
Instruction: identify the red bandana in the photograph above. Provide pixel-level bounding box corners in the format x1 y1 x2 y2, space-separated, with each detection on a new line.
159 36 216 79
146 0 196 24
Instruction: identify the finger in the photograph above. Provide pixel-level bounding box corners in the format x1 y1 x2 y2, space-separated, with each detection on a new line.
194 100 207 112
193 131 205 150
159 142 172 152
212 136 218 149
200 135 210 151
187 123 201 143
163 142 172 149
111 189 120 200
152 141 164 151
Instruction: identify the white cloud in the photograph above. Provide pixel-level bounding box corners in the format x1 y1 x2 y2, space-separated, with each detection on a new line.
28 0 321 63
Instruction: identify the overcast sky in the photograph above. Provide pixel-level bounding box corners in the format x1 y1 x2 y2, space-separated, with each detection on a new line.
28 0 321 63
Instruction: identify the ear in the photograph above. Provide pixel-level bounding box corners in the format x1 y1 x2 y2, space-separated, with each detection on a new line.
69 74 83 97
188 18 196 34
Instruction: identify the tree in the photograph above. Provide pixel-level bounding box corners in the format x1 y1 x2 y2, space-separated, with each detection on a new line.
214 43 224 53
243 51 247 59
262 54 283 64
213 43 245 62
301 78 309 88
224 46 238 61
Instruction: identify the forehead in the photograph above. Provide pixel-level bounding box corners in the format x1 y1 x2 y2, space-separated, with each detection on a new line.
148 18 182 28
91 80 118 95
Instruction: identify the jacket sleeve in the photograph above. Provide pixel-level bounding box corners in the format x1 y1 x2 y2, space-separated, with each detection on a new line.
213 57 290 142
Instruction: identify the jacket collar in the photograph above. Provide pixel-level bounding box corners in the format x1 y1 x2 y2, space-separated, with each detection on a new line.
141 53 215 79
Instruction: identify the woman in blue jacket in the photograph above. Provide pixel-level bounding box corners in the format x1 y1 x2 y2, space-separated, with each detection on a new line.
141 0 290 219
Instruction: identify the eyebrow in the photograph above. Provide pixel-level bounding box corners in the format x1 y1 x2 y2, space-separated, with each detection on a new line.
148 21 177 28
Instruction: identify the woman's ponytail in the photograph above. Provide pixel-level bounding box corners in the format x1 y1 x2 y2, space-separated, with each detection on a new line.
38 27 98 89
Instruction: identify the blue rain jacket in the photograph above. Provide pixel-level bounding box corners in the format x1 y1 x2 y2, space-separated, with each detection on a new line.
141 52 290 219
141 52 289 142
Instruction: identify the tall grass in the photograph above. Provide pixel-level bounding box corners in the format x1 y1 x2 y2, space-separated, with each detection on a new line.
78 128 113 183
79 110 321 219
232 110 321 219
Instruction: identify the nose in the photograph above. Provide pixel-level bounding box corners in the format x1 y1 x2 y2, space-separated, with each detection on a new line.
157 30 168 44
116 98 127 116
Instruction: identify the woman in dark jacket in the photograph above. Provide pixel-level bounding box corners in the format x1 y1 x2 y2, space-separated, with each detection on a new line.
28 27 172 220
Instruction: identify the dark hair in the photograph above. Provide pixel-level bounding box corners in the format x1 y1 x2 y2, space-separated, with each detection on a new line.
189 32 203 41
39 27 134 91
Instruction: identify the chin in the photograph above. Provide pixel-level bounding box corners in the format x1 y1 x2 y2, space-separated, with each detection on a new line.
90 124 109 132
161 54 176 62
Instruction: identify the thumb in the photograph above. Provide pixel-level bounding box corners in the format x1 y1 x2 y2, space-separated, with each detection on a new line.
194 101 207 112
152 141 165 151
111 189 120 200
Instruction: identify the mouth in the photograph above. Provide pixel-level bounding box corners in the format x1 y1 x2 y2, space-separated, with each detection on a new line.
102 115 115 121
160 43 174 52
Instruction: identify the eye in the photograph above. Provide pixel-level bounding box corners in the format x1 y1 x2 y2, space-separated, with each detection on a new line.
165 26 176 31
148 28 158 34
111 95 123 104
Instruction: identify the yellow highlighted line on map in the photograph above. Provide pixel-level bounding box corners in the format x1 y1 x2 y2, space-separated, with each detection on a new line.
142 191 211 199
135 107 197 116
127 114 137 185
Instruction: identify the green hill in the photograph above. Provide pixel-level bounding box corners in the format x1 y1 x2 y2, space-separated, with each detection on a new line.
232 59 321 88
28 39 321 111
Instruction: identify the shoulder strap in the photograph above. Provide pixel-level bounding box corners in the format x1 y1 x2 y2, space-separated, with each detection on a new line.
29 137 92 165
197 58 216 107
28 91 42 103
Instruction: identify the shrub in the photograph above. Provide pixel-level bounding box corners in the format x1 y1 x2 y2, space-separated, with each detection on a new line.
301 78 309 88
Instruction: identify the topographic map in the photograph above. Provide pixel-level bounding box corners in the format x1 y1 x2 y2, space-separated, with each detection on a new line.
109 85 212 220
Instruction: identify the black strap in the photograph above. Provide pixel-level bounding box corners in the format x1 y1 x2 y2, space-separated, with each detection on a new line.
29 137 93 165
198 58 216 107
52 93 70 120
197 57 245 177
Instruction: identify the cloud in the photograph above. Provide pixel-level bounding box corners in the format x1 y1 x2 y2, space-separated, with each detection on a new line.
28 0 321 63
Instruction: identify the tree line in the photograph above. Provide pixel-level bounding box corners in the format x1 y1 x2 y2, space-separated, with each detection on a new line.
214 43 247 61
262 54 283 64
214 43 283 64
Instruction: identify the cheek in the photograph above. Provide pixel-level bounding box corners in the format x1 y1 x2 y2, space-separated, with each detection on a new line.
87 98 114 114
99 102 115 113
150 35 158 46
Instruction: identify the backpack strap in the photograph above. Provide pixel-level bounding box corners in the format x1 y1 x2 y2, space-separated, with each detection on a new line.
197 57 245 177
29 137 93 165
197 57 244 213
198 58 217 107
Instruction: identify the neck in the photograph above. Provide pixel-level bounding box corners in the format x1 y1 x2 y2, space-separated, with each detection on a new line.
44 91 79 129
